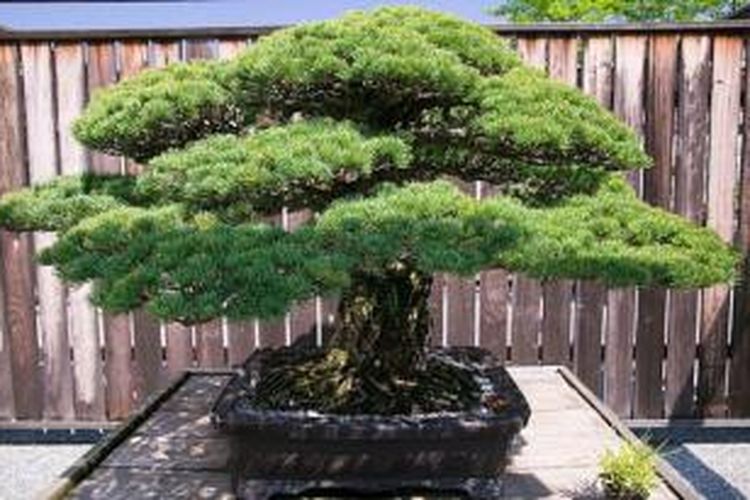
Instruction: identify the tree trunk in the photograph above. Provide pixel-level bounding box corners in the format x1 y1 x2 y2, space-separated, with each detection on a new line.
329 264 433 383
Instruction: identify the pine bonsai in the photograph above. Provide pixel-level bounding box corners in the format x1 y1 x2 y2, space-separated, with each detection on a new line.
0 7 737 415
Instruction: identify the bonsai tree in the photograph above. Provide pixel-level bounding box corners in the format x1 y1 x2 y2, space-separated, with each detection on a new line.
0 7 736 415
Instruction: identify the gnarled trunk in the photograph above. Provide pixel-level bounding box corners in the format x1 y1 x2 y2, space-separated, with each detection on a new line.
329 265 433 383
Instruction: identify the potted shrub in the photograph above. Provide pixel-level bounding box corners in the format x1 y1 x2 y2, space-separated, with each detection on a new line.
0 5 736 494
600 442 660 499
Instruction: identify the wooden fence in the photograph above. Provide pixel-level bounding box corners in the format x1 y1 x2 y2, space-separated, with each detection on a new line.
2 22 750 423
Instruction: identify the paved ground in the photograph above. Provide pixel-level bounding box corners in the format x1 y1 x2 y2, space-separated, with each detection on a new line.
0 445 90 500
633 426 750 499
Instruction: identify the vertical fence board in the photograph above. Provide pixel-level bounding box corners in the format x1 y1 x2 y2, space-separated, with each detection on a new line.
22 42 76 420
181 39 226 366
605 288 636 416
257 213 286 349
512 37 547 365
165 323 193 380
0 44 17 419
511 277 542 364
287 210 316 344
541 37 577 366
196 320 225 368
541 280 572 365
666 36 711 418
729 39 750 418
218 38 247 60
118 39 166 404
227 321 254 367
606 35 647 417
429 275 445 347
55 42 106 420
0 261 13 419
575 282 605 394
0 44 43 420
479 269 508 361
146 40 190 381
574 37 613 394
478 182 507 358
700 36 742 417
131 309 163 401
446 275 475 347
634 35 678 418
87 41 134 419
517 37 547 69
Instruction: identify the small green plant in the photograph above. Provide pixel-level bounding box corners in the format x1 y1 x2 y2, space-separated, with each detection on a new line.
599 441 659 499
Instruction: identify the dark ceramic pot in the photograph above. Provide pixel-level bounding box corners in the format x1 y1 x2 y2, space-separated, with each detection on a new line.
211 347 530 493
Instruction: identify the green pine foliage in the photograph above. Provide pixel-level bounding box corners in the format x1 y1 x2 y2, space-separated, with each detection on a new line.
138 119 412 215
36 179 735 323
490 0 738 22
73 61 243 162
0 6 739 326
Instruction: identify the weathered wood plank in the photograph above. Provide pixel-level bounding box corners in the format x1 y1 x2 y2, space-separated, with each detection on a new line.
729 38 750 418
118 40 147 176
165 323 194 381
429 275 445 347
184 38 216 60
665 36 711 418
573 37 612 395
180 39 228 367
0 43 43 420
574 282 604 395
446 275 475 347
119 41 166 402
196 320 225 368
149 40 180 67
606 35 647 418
55 42 106 421
517 36 547 69
614 35 648 187
287 209 316 344
145 40 190 385
511 277 541 364
605 288 636 417
85 42 122 174
479 268 508 361
541 281 572 365
699 36 742 418
217 38 247 60
22 41 76 420
539 40 575 366
634 35 677 418
634 288 666 418
444 180 476 347
131 310 163 402
0 269 13 419
87 41 135 420
227 321 254 367
512 38 546 365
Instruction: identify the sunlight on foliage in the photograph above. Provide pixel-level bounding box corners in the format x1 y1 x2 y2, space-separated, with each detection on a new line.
0 6 738 326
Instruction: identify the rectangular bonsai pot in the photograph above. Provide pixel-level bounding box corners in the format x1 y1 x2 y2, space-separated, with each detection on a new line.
211 347 530 484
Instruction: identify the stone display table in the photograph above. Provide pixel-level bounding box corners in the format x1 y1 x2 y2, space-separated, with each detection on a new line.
46 366 696 499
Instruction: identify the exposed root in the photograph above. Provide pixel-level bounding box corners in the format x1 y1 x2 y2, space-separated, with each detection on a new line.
251 345 485 415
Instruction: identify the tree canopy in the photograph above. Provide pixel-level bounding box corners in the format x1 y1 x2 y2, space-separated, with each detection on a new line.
490 0 739 22
0 6 738 325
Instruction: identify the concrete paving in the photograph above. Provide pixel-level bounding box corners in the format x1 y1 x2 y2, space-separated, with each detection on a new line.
634 425 750 499
0 445 90 500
